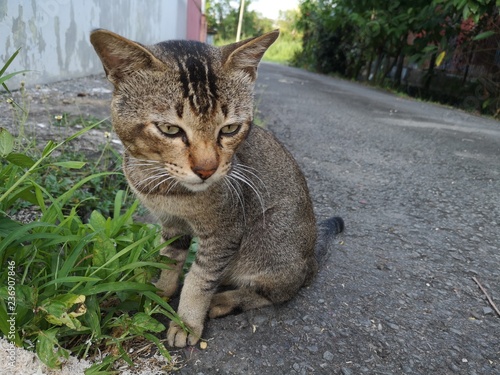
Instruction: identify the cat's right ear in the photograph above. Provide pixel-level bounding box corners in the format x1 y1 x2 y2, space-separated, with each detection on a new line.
90 29 163 84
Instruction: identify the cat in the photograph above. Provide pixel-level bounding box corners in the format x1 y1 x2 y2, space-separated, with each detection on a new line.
90 29 344 348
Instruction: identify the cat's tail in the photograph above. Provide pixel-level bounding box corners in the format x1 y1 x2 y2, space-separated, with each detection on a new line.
315 216 345 262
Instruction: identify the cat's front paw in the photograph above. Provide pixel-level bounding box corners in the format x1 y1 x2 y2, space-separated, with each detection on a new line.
167 321 202 347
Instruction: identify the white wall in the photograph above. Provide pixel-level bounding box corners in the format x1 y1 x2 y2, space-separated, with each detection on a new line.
0 0 188 87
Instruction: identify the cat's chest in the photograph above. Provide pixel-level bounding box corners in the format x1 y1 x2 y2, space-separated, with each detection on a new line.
139 190 241 238
139 191 201 215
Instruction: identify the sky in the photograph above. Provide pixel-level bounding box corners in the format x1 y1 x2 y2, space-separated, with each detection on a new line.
248 0 300 20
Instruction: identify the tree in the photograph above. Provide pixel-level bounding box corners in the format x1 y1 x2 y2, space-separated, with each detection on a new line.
206 0 273 43
294 1 497 80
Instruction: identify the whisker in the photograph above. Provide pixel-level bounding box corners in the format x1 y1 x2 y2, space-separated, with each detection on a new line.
128 164 162 171
230 170 265 223
137 172 170 191
132 165 167 178
165 179 181 195
233 164 269 197
223 177 246 223
231 170 263 199
125 157 174 194
150 175 176 193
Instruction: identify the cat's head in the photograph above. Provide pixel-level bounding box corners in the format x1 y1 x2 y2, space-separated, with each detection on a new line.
90 29 279 192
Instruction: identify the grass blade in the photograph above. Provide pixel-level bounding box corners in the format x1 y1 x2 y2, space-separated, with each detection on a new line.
80 281 157 296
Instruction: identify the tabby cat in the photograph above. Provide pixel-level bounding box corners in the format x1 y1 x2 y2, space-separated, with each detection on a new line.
90 29 343 348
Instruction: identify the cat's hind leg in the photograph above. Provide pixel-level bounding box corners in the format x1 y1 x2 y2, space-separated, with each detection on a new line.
209 268 308 318
208 288 273 318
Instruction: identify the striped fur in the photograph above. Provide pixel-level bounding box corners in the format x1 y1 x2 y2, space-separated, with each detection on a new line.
91 29 342 348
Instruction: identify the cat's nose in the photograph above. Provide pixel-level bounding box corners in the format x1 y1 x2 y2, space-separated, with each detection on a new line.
192 166 217 180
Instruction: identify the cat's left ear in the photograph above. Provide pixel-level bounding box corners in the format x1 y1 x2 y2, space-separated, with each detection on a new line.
222 29 279 81
90 29 164 84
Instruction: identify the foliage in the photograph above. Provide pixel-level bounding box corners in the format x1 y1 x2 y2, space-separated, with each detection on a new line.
292 0 499 115
207 2 303 64
263 10 303 64
206 0 273 42
0 49 28 92
0 57 183 372
0 125 183 372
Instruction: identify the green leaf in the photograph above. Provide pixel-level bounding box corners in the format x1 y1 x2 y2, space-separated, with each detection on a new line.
92 235 118 281
40 276 102 289
84 354 118 374
0 48 21 77
0 215 22 236
472 30 495 41
83 295 102 338
89 210 107 232
109 198 140 238
51 161 87 169
0 301 15 341
40 294 86 313
0 221 56 254
4 184 39 207
482 98 491 110
88 231 158 281
130 312 165 334
422 45 438 54
5 153 36 168
366 21 381 36
45 312 86 330
15 284 38 310
463 5 470 20
58 232 98 279
0 70 29 88
116 341 133 366
54 171 119 208
0 48 29 91
113 190 124 220
143 291 180 323
0 128 14 157
36 328 69 369
40 294 87 330
116 261 172 273
34 183 47 211
42 140 57 157
82 282 157 295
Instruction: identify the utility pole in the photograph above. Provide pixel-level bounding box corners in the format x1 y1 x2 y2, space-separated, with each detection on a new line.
236 0 245 42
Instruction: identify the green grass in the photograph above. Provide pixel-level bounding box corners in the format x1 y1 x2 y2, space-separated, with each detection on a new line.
263 38 302 64
214 36 302 65
0 49 184 374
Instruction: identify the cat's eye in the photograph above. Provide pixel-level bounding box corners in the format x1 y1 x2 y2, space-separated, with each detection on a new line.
156 123 181 136
220 124 241 136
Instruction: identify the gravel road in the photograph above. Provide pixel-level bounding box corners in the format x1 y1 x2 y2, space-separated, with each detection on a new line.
1 62 499 375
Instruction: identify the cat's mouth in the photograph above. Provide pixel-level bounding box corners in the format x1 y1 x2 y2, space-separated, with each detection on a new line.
179 164 232 192
180 175 220 192
182 180 213 192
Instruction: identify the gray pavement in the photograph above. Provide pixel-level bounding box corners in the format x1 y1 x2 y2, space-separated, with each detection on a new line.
2 62 499 374
175 63 500 374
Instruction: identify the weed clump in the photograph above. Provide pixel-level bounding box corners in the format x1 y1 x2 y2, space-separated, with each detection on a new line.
0 50 182 373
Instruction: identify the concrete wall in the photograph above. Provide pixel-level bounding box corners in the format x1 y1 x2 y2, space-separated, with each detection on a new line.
0 0 190 87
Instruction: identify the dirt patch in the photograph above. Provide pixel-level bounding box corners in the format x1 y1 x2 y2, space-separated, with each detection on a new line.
1 76 119 154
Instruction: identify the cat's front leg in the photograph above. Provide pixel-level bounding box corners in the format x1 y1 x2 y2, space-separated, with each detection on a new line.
167 245 234 347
